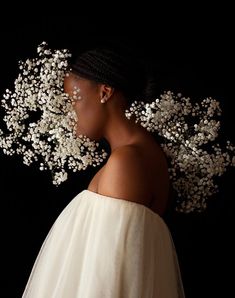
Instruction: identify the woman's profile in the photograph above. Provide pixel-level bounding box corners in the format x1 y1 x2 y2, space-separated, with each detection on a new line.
22 43 185 297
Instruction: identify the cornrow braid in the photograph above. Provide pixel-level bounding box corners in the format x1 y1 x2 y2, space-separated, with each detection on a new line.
70 46 151 104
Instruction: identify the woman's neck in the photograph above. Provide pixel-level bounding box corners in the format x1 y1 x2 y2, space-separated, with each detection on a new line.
103 110 151 152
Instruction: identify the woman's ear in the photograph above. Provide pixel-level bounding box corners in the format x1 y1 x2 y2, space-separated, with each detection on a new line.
100 84 114 101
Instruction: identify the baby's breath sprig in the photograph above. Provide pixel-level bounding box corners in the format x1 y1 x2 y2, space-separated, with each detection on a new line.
125 91 235 213
0 42 108 185
0 42 234 213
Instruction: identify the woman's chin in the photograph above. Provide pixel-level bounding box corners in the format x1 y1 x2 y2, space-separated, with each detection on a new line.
75 128 85 138
76 129 91 140
75 128 101 141
76 131 86 138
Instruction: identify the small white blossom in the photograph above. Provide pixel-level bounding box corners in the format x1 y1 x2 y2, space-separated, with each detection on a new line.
125 91 235 213
1 42 234 214
0 42 108 187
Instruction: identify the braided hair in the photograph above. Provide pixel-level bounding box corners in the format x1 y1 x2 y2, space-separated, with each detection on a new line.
70 44 158 107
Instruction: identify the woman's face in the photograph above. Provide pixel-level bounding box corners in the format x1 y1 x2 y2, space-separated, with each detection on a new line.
64 72 106 140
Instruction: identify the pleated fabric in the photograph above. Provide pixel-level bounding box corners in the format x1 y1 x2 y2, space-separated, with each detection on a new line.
22 189 185 298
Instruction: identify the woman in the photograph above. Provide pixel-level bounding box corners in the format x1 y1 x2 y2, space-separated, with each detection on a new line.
22 45 185 297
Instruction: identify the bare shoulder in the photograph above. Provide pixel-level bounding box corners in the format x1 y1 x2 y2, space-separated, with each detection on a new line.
98 145 150 204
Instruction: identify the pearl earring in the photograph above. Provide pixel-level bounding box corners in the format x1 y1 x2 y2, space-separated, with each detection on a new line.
101 97 106 103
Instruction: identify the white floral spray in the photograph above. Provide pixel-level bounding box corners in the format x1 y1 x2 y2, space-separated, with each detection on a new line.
125 92 235 212
0 42 234 213
0 42 108 186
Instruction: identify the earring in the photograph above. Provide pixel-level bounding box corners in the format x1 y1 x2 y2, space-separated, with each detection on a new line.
101 97 107 104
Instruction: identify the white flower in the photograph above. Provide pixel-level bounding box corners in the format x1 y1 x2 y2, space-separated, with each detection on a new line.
125 91 235 213
0 42 234 214
0 42 108 186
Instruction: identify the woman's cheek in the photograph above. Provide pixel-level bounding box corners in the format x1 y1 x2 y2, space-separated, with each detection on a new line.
73 101 90 129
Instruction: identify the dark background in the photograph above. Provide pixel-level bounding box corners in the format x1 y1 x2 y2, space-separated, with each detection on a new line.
0 7 234 298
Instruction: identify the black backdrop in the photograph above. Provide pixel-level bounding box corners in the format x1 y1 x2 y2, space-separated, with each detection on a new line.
0 9 234 298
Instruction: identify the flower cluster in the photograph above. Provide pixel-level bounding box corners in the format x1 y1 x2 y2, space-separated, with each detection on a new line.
0 42 108 185
125 92 235 213
0 42 234 213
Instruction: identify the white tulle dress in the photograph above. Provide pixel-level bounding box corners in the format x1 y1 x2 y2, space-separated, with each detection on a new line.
22 189 185 298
